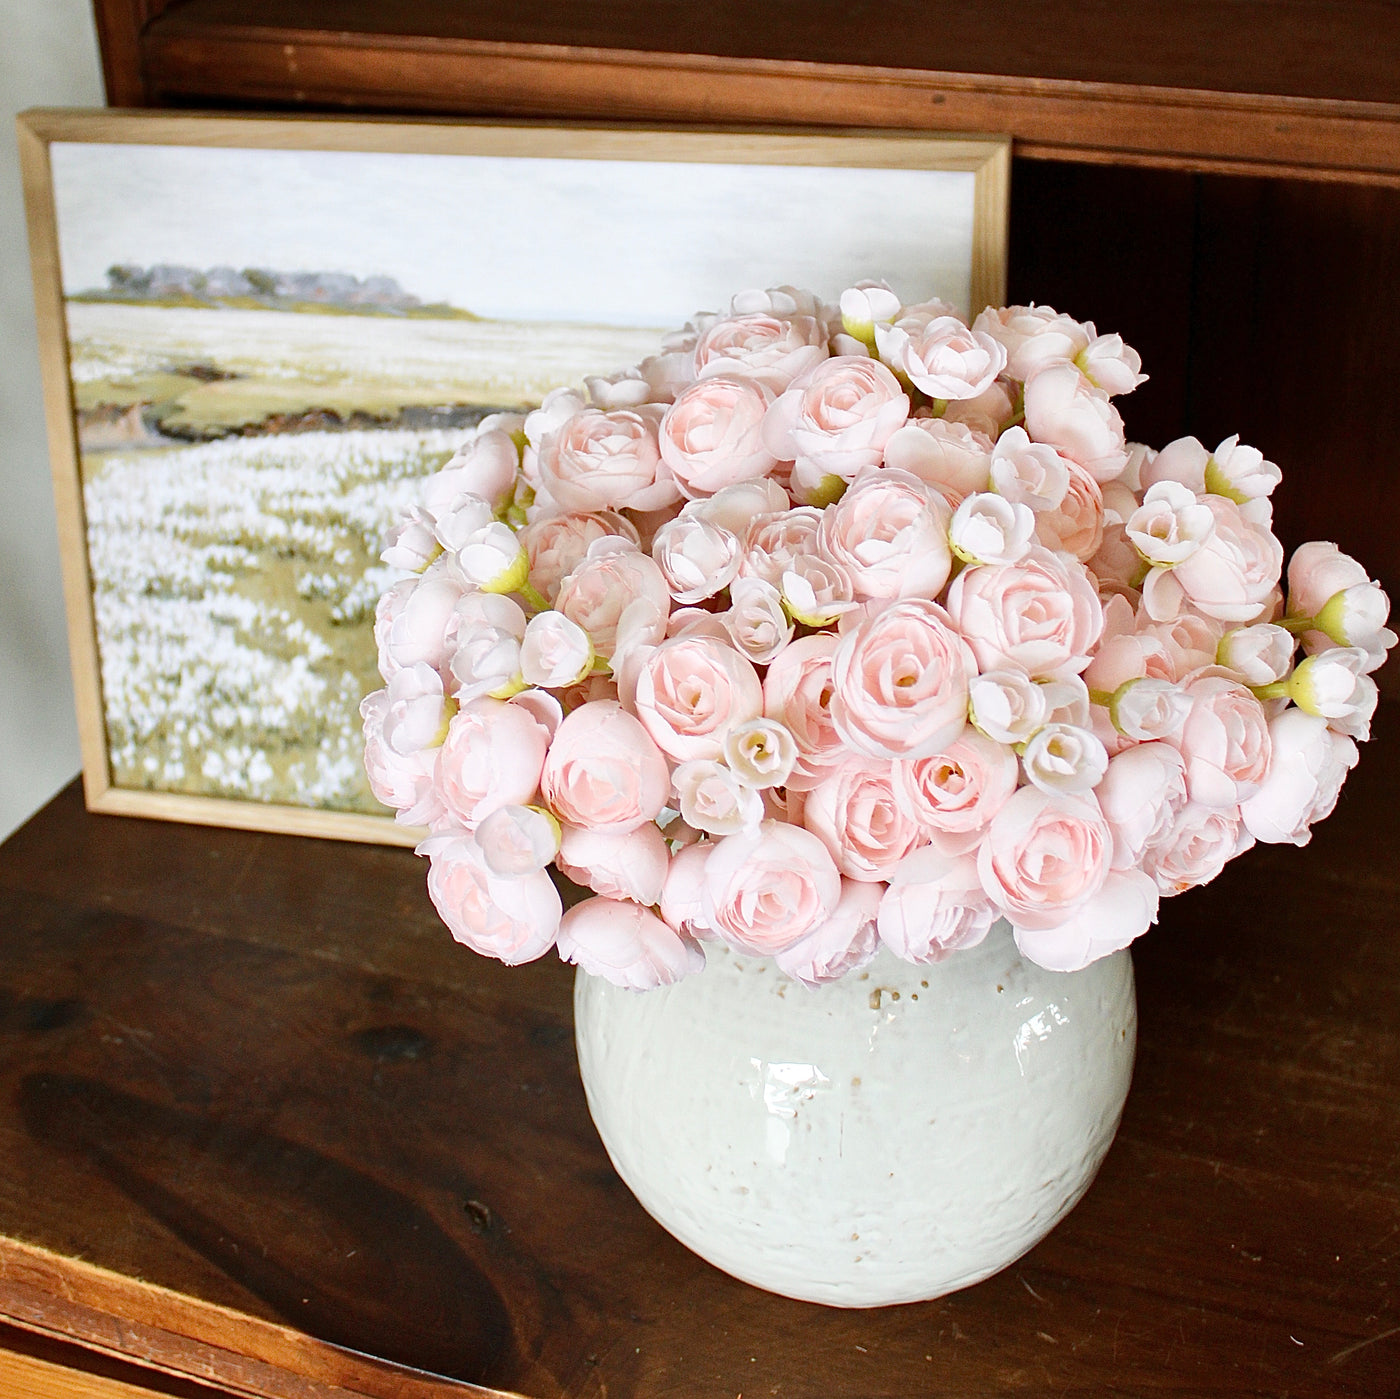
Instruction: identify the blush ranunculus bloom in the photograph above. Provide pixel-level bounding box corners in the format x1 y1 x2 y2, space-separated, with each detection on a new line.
519 511 637 603
629 633 764 762
534 404 680 513
556 820 671 905
874 313 1007 400
539 699 670 833
1012 869 1159 972
658 375 776 496
1141 802 1253 895
977 787 1112 931
423 424 520 514
651 512 742 604
801 757 927 881
881 418 994 500
557 896 706 990
816 467 953 601
893 728 1020 852
945 545 1104 681
1022 362 1128 482
418 832 561 964
360 688 444 827
722 577 794 664
830 599 975 759
972 304 1092 381
1240 707 1358 846
1033 458 1105 563
762 632 846 789
702 820 843 955
761 355 911 491
1095 741 1189 870
1170 675 1273 807
877 848 995 963
555 538 671 660
775 878 883 986
691 309 830 391
436 697 551 830
739 506 824 587
380 560 472 674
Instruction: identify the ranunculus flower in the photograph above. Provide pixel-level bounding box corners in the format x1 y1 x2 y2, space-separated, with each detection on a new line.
671 759 764 836
658 375 776 496
874 313 1007 400
892 729 1018 853
723 717 798 789
1141 802 1252 895
739 506 824 587
437 697 551 829
881 418 993 500
839 282 903 346
1034 459 1105 563
1287 648 1378 740
381 560 471 673
945 545 1104 681
722 577 794 664
1288 542 1397 672
691 309 829 391
762 633 846 789
659 840 715 940
1106 677 1191 742
762 356 910 495
519 610 594 689
1170 675 1272 806
1216 623 1295 686
1012 869 1158 972
651 513 742 604
1240 708 1358 845
802 757 926 881
781 553 857 626
473 803 561 877
540 699 670 833
629 633 764 762
382 661 453 756
430 493 495 555
967 667 1050 745
555 538 671 660
702 820 842 954
556 820 671 905
449 593 527 701
1095 741 1189 869
423 425 520 514
687 476 789 535
418 832 560 964
775 879 883 987
831 598 974 759
1021 722 1110 796
950 491 1036 566
534 404 680 513
877 848 994 962
361 688 444 827
1204 434 1281 505
989 426 1071 512
518 512 637 604
972 304 1092 381
1023 362 1128 482
381 505 442 572
557 897 705 990
977 787 1111 931
1076 331 1147 395
816 467 953 600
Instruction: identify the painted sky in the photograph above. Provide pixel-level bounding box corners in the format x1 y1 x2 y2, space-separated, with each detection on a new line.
51 142 976 326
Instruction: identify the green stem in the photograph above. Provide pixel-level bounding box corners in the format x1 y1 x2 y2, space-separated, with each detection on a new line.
1276 613 1316 635
518 580 551 614
1251 680 1290 701
1087 689 1115 707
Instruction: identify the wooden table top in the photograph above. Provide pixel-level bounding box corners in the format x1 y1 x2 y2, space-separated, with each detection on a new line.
0 708 1397 1398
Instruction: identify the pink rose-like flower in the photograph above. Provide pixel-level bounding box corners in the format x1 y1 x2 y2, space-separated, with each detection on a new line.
382 661 452 755
556 820 672 905
1143 495 1283 624
1142 802 1253 895
1095 741 1189 869
1240 708 1358 846
381 505 442 573
659 375 776 496
361 689 443 827
1076 332 1147 396
557 897 705 991
972 304 1092 381
946 546 1104 680
692 310 829 391
702 820 842 955
437 697 552 830
882 418 994 500
418 832 561 965
474 804 561 877
816 468 953 601
519 610 593 689
1170 675 1272 807
739 506 823 587
892 729 1018 853
540 699 670 833
874 313 1007 400
449 593 527 701
879 848 995 963
423 425 520 515
775 879 883 987
722 577 794 664
556 538 671 660
688 477 790 535
381 561 471 673
659 841 715 940
762 633 846 789
802 757 927 882
762 356 910 489
831 599 974 759
518 512 637 604
672 759 764 836
1013 869 1158 972
950 492 1036 567
629 633 764 762
977 787 1111 931
1288 541 1397 671
651 513 742 604
534 404 680 513
1023 362 1128 482
1034 459 1105 563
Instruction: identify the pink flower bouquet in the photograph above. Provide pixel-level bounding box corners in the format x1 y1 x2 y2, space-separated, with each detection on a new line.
364 284 1393 988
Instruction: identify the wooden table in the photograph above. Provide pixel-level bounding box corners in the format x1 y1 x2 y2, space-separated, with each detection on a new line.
0 711 1396 1396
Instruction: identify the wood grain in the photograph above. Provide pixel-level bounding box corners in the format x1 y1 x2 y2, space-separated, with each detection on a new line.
0 703 1397 1395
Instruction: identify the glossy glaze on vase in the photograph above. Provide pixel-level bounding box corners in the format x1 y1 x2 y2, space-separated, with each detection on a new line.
574 920 1136 1307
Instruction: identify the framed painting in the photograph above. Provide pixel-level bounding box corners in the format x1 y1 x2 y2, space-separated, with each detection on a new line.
18 109 1009 844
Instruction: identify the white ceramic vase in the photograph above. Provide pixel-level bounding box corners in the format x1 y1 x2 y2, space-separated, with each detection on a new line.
573 920 1136 1307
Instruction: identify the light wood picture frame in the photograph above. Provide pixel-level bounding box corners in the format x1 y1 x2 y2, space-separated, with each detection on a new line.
18 108 1010 846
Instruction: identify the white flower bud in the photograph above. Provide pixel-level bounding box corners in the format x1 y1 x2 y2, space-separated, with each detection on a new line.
968 668 1049 745
1217 624 1295 685
949 492 1036 566
520 610 594 688
1021 722 1109 795
672 760 764 836
1126 480 1216 567
475 804 561 877
723 718 798 789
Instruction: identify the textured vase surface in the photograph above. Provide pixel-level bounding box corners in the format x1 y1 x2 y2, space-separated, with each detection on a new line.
574 920 1136 1307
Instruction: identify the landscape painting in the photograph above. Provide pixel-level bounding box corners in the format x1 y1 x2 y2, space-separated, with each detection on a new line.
24 113 1007 840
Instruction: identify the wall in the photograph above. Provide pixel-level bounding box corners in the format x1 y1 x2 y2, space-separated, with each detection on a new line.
0 0 104 840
